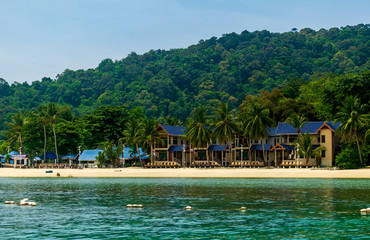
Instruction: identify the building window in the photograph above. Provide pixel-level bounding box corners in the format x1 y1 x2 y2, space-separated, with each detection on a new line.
198 151 206 159
289 137 296 143
321 135 325 143
173 138 178 145
159 153 167 159
322 150 326 158
318 137 320 143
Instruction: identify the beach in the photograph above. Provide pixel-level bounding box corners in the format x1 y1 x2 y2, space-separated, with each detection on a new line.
0 167 369 178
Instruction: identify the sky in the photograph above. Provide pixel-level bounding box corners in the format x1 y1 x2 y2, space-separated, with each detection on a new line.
0 0 369 84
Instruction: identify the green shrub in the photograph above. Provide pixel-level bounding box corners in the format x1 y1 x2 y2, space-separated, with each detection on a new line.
335 144 364 169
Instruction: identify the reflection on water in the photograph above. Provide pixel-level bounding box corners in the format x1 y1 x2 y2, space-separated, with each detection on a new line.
0 178 369 239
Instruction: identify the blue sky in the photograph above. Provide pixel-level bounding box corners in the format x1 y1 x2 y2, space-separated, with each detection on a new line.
0 0 369 84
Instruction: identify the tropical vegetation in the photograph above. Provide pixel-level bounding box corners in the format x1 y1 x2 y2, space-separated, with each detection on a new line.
0 24 369 168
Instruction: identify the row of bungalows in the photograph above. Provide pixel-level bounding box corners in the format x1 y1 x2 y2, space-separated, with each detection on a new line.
152 121 340 168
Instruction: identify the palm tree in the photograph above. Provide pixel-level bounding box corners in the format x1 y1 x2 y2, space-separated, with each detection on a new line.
122 118 144 167
46 103 60 164
36 106 48 162
165 116 183 126
5 112 27 153
139 118 163 164
211 102 238 166
212 102 238 144
242 100 274 164
95 151 107 167
285 113 308 165
285 114 308 134
294 132 326 165
186 107 211 165
186 107 211 148
104 140 122 167
335 96 368 166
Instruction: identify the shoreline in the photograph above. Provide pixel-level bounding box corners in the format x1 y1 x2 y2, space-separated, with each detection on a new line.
0 167 369 178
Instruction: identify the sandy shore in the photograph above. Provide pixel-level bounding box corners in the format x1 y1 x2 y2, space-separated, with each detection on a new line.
0 167 369 178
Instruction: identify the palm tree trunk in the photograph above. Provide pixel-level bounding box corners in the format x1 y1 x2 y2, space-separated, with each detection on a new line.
261 137 264 161
247 138 252 162
19 131 23 153
136 144 143 167
43 123 46 163
52 123 58 165
356 136 363 166
150 143 153 164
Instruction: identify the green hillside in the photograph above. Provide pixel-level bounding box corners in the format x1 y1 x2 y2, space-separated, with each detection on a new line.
0 24 369 130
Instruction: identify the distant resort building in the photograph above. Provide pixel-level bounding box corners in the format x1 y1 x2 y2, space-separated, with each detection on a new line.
0 122 341 168
79 149 103 167
79 147 147 167
151 122 340 168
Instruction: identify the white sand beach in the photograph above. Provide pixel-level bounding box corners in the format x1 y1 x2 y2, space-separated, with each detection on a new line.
0 167 369 178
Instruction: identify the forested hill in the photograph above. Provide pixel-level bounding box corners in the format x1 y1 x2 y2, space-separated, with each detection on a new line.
0 24 369 124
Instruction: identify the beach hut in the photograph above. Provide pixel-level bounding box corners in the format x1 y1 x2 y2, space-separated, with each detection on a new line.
61 154 78 167
119 147 148 167
7 151 19 165
12 154 29 167
79 149 102 168
40 152 58 164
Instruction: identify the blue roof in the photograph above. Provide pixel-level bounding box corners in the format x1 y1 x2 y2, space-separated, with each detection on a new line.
120 147 145 159
250 144 271 151
168 145 187 152
160 124 186 136
274 121 340 135
8 151 19 157
267 127 277 135
141 155 149 160
79 149 102 161
62 154 77 158
208 144 227 151
40 152 57 160
79 148 145 161
280 144 295 151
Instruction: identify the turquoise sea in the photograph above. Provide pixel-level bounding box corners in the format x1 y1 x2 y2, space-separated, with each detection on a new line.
0 178 369 239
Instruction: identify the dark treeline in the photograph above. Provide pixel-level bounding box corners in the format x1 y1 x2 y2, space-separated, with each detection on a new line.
0 24 369 132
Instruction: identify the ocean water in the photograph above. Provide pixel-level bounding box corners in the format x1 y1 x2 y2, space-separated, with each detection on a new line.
0 178 369 239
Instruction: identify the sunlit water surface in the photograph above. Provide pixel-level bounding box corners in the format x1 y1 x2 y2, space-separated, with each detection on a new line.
0 178 369 239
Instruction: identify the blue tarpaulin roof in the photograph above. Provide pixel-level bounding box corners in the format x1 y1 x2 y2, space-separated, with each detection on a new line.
141 155 149 160
160 124 186 136
250 144 271 151
120 147 145 159
208 144 227 151
79 148 147 161
40 152 57 160
274 121 340 135
8 151 19 157
79 149 102 161
62 154 78 158
168 145 187 152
